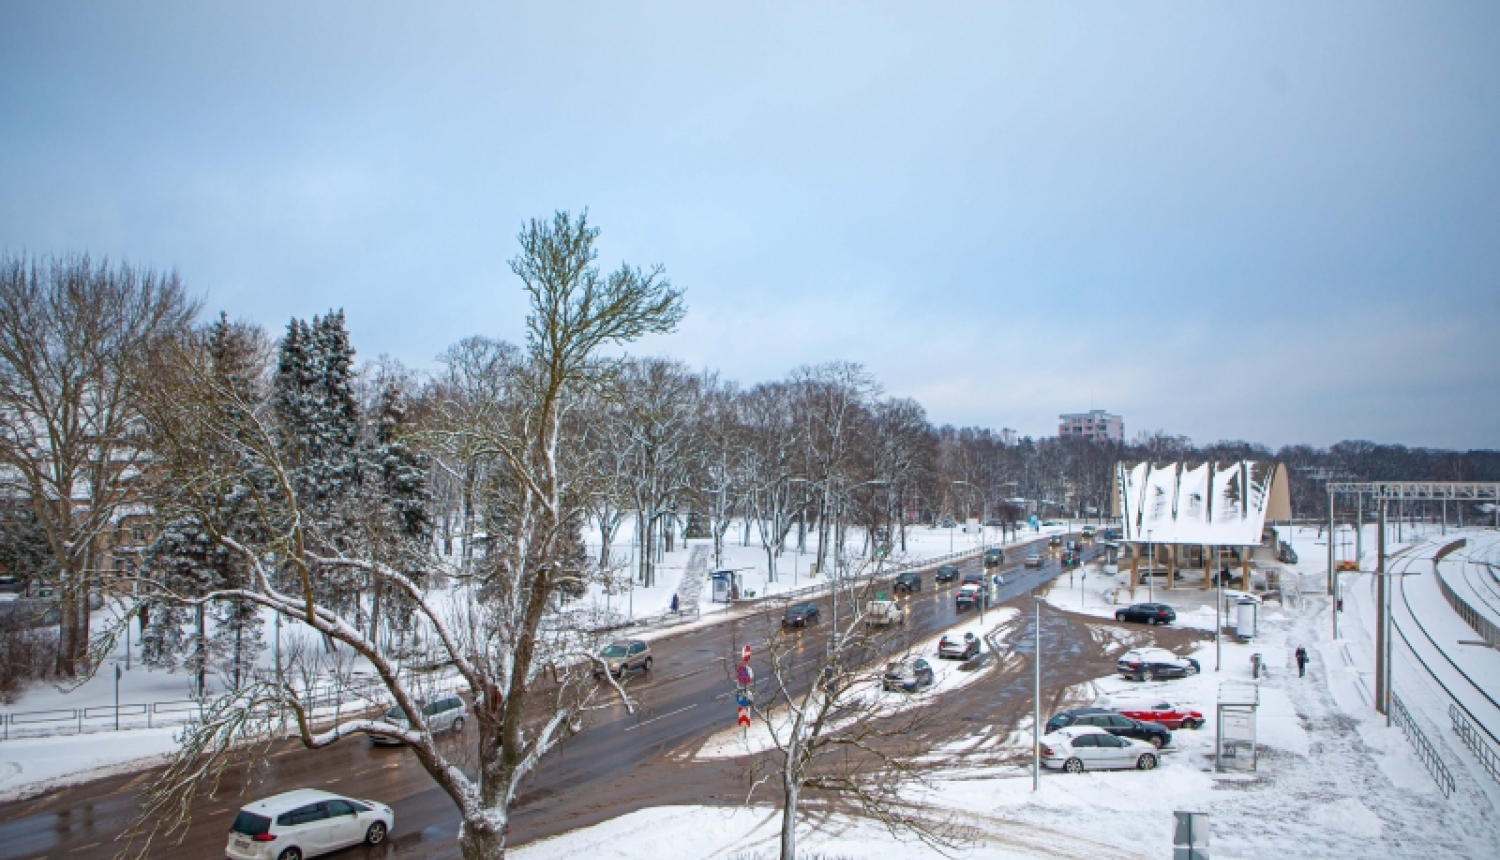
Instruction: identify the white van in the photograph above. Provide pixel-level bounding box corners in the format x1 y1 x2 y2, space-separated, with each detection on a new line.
864 599 906 627
226 788 393 860
370 693 468 745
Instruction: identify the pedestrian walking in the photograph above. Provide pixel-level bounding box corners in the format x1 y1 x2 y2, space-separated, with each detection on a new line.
670 592 680 614
1295 645 1309 677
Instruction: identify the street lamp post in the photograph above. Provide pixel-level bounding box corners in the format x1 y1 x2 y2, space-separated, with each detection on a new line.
1032 593 1042 792
1146 529 1155 603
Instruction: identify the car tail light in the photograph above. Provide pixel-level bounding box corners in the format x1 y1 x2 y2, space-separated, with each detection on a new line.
1041 745 1055 756
252 834 277 842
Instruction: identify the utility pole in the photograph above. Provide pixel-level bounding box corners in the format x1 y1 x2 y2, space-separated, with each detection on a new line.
1375 502 1389 719
1033 595 1041 792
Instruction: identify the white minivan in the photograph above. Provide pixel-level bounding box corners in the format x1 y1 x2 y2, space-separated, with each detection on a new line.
226 788 393 860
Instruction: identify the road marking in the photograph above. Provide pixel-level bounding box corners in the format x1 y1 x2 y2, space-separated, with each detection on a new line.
68 843 100 853
623 703 698 732
325 778 341 784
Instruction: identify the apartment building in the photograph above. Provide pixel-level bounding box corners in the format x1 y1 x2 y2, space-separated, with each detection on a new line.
1058 409 1123 443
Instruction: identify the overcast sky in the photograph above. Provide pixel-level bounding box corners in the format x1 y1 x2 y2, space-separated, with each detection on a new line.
2 3 1497 449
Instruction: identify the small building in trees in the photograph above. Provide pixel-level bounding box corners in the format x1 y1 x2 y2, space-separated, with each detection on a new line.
1112 461 1293 591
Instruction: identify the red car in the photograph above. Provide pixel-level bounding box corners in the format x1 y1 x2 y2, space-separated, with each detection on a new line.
1114 701 1204 730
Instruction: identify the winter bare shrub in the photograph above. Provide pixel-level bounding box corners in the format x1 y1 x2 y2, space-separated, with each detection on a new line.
0 611 58 703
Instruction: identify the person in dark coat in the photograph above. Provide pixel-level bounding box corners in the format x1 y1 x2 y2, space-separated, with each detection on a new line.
1295 646 1309 677
670 592 680 614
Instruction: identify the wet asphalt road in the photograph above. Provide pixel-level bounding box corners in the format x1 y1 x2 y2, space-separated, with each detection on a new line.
0 535 1111 860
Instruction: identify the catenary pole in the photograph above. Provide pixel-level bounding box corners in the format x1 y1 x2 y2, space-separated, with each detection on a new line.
1033 595 1041 792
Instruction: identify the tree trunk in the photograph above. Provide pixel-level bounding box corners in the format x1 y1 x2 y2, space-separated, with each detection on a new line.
458 819 507 860
779 746 801 859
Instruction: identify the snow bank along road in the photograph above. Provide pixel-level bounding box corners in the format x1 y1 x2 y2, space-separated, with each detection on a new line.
0 534 1121 860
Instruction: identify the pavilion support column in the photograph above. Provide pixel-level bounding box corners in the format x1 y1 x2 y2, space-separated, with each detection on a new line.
1240 549 1251 591
1203 545 1213 590
1130 544 1140 589
1167 547 1177 589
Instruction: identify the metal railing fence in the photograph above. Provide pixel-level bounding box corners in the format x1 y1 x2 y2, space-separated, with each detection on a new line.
1390 691 1456 798
1449 703 1500 787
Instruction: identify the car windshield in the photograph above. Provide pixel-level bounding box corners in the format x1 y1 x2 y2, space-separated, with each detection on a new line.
602 644 628 658
231 811 271 837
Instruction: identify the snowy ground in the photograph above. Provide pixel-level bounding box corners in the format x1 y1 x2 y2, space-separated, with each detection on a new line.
511 529 1500 860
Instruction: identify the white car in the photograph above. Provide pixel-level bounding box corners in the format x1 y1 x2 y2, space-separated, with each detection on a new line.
1040 726 1159 773
1024 554 1043 568
864 599 906 627
370 693 468 745
226 788 393 860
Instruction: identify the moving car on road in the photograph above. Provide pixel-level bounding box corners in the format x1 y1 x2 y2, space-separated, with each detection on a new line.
782 603 821 627
935 564 961 583
595 640 653 678
960 569 984 586
893 571 923 593
938 631 981 660
1048 535 1063 549
954 584 985 610
1044 708 1172 748
1040 726 1158 774
1117 647 1200 682
1024 553 1043 569
370 695 468 745
1115 603 1177 625
864 599 906 626
882 658 935 692
227 788 394 860
983 548 1004 567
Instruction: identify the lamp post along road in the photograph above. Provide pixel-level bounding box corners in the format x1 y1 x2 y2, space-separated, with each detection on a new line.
1033 594 1041 792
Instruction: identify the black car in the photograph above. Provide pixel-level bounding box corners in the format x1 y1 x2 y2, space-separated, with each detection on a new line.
934 564 961 583
983 548 1004 567
960 569 984 586
1045 708 1173 749
893 571 922 593
1115 603 1177 625
1116 648 1201 682
782 603 821 627
1048 535 1063 549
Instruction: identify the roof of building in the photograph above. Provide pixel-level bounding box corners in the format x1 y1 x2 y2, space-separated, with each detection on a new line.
1112 460 1291 546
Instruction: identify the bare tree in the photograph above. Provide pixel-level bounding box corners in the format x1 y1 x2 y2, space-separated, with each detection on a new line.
0 254 196 677
113 211 684 860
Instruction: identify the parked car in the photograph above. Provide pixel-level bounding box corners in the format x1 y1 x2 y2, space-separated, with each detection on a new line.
955 584 985 610
935 564 961 583
1108 700 1205 730
1102 528 1121 540
370 695 468 745
595 640 653 678
1024 553 1043 569
882 657 935 692
1042 520 1062 527
893 571 923 593
782 603 821 627
1040 726 1158 773
1044 708 1172 748
938 631 981 660
227 788 394 860
1117 647 1200 681
1115 603 1177 626
865 599 906 626
983 548 1004 567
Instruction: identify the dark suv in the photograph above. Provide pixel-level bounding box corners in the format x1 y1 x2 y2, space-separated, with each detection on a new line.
983 548 1004 567
893 571 922 593
934 564 961 583
1115 603 1177 625
1045 708 1172 749
782 603 821 627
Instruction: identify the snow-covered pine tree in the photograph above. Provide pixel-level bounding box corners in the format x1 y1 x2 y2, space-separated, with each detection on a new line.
363 376 433 649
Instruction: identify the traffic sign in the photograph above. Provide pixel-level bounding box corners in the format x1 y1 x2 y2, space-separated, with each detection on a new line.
737 707 752 727
735 665 754 685
741 644 752 664
735 690 753 707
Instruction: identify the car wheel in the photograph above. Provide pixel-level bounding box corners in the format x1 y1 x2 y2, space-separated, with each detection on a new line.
644 657 653 672
1146 617 1156 626
278 849 303 860
1137 754 1157 771
452 716 465 734
1063 757 1084 774
1184 664 1198 677
1143 669 1156 682
1149 735 1164 749
1115 612 1125 621
1183 719 1202 730
366 821 388 845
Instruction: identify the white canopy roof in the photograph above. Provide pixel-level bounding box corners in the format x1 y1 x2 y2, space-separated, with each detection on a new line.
1113 461 1291 546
